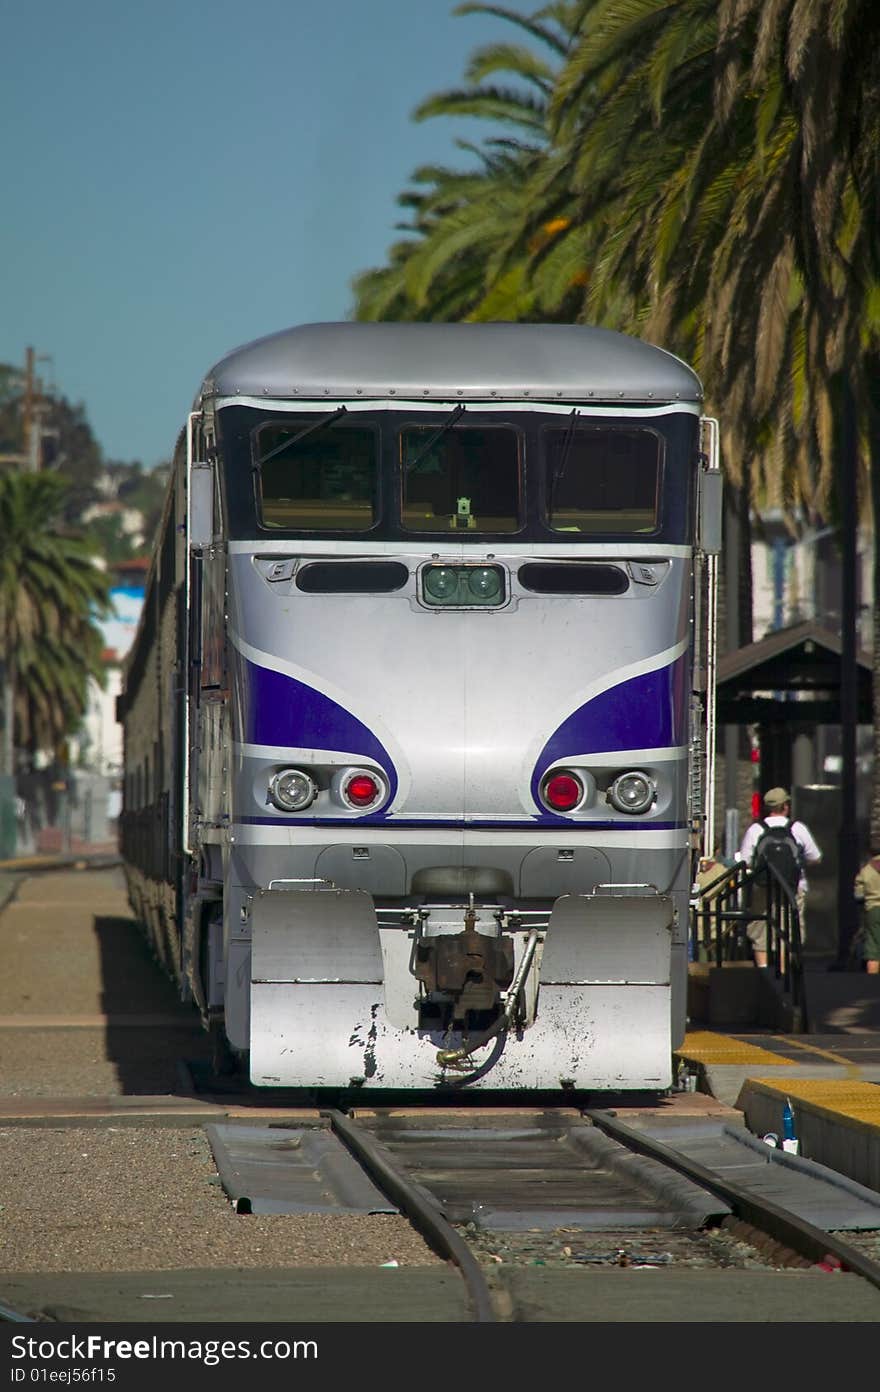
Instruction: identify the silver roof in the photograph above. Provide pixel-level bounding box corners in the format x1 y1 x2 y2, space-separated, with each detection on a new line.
200 322 702 405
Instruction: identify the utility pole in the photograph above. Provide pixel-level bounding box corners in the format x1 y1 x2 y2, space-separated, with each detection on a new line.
22 347 54 472
0 347 53 471
21 347 35 468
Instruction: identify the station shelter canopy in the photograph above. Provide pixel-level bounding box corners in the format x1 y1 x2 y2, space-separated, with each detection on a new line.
715 620 872 726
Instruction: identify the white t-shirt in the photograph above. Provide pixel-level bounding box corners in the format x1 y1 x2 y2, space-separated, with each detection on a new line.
738 813 822 892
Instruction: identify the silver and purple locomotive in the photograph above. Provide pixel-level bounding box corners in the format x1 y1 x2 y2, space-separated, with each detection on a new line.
119 321 721 1091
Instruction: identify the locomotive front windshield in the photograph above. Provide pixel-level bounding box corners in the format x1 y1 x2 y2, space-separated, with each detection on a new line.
256 415 378 530
220 404 694 542
401 421 520 532
544 422 661 534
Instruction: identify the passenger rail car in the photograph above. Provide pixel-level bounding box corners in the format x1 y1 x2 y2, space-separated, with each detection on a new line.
118 321 721 1091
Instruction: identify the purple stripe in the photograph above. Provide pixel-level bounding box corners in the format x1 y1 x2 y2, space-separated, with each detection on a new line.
237 816 688 830
530 651 690 808
233 653 398 805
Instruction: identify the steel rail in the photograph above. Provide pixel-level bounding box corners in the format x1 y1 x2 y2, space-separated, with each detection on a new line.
322 1108 497 1323
584 1108 880 1292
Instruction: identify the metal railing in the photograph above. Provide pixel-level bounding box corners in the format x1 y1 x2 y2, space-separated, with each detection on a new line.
689 858 808 1030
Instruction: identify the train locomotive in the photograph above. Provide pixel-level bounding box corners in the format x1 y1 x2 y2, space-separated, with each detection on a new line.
118 321 721 1091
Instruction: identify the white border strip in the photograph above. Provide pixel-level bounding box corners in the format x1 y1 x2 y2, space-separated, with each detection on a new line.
216 396 701 419
547 745 688 768
234 742 377 765
229 540 693 558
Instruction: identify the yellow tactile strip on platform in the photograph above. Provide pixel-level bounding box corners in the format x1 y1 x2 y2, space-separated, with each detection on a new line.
747 1078 880 1129
678 1031 795 1066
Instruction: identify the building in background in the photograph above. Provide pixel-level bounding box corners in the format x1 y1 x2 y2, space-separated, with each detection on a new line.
75 556 148 777
22 556 148 854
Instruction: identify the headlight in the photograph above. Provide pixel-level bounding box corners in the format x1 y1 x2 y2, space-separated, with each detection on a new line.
268 768 317 812
421 563 506 607
423 566 460 601
607 771 655 815
467 566 502 601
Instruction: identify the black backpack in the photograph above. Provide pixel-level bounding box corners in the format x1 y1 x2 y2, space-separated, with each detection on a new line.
752 818 802 894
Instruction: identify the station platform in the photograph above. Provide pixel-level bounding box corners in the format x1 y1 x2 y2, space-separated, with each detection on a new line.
0 846 119 877
677 958 880 1194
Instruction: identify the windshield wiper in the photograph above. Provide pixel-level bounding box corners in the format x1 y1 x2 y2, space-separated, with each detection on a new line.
405 403 466 474
549 408 580 509
256 406 348 468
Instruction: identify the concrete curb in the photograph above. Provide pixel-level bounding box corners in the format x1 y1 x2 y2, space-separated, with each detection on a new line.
0 854 121 916
736 1077 880 1193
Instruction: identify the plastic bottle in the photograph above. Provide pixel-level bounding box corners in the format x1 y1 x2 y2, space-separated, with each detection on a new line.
782 1097 799 1153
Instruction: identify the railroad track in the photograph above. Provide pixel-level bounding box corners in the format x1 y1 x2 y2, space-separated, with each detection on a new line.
203 1104 880 1323
318 1107 880 1321
3 1101 880 1323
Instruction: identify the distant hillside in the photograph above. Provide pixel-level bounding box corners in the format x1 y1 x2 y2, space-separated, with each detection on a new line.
0 359 168 562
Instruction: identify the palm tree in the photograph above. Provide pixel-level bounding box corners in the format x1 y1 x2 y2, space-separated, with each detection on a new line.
351 2 584 321
539 0 880 516
711 0 880 849
353 149 537 321
0 472 112 784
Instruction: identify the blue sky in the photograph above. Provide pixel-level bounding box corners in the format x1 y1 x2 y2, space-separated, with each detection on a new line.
1 1 516 469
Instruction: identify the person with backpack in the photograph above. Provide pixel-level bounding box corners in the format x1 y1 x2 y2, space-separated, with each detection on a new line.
853 853 880 975
738 787 822 967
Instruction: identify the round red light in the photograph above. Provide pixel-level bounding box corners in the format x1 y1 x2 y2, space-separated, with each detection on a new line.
544 773 583 811
346 774 380 807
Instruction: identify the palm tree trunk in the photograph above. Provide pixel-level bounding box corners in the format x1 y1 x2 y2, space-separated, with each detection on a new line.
867 357 880 852
719 466 755 853
0 656 16 857
0 660 11 778
736 460 754 648
836 378 860 962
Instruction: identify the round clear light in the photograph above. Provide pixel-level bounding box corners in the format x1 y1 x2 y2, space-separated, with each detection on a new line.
467 566 502 600
423 566 459 599
268 768 317 812
608 771 655 815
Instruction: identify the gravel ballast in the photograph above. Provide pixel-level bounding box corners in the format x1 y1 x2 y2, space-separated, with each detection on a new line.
0 869 440 1274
